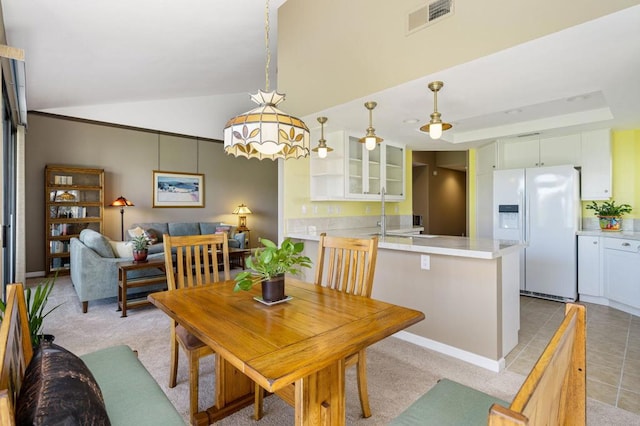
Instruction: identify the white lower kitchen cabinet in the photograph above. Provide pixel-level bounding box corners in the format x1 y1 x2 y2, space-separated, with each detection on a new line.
578 234 640 316
578 236 602 297
603 237 640 312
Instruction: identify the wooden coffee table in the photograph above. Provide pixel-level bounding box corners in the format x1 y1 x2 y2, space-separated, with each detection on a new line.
117 258 166 317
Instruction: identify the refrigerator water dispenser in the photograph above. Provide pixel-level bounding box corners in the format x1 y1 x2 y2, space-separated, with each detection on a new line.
498 204 519 229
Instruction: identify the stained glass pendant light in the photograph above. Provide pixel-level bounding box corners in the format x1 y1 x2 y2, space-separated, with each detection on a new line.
223 0 309 160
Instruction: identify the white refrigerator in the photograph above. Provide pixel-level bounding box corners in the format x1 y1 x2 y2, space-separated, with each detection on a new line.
493 165 580 301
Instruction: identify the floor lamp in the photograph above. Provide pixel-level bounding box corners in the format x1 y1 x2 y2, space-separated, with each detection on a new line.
110 196 134 241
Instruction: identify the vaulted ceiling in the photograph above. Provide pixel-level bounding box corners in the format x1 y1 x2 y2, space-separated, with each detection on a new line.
2 1 639 151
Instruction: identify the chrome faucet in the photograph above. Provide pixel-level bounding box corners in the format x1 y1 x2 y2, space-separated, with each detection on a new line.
380 186 386 236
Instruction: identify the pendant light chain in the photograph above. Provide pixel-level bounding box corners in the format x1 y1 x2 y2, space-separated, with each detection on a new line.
264 0 270 92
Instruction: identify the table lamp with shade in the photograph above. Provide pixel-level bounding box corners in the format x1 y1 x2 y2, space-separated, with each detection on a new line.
110 196 134 241
233 203 252 232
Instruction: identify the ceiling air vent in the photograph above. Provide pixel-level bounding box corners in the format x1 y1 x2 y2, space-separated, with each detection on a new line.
407 0 454 35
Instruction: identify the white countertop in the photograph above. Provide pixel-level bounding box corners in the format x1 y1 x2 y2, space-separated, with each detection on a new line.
287 228 524 260
577 230 640 240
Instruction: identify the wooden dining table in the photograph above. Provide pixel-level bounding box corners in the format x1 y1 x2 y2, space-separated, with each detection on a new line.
148 277 425 426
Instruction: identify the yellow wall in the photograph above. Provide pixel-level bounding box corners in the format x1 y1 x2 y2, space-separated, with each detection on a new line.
468 149 477 237
582 129 640 219
283 149 413 229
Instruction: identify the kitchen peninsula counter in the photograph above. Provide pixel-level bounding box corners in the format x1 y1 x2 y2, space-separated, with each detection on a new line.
577 230 640 240
288 230 524 372
288 229 522 259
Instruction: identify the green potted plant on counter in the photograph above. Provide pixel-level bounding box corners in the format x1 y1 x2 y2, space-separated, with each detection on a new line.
233 238 312 303
586 200 632 231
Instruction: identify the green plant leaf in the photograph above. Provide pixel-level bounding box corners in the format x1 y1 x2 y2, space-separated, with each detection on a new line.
233 238 312 291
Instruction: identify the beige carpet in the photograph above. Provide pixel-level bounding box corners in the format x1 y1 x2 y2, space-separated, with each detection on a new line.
37 276 640 425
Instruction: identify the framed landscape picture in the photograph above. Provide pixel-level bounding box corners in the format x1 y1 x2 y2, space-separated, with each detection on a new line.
153 171 205 208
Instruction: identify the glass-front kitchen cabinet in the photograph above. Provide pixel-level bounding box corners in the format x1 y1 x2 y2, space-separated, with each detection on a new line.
45 165 104 276
310 131 405 201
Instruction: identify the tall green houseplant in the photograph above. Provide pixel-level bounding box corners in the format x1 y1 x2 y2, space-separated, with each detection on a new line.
0 276 61 346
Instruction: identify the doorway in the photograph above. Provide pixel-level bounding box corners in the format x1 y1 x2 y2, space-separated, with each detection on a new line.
412 151 467 236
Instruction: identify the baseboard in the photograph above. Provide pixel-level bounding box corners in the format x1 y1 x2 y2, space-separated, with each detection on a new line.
393 330 505 373
25 271 46 278
580 294 640 317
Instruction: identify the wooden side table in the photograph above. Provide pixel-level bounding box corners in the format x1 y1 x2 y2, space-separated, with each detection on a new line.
117 258 166 317
228 248 250 269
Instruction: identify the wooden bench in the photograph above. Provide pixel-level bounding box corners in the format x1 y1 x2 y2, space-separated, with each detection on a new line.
0 283 185 425
391 303 586 425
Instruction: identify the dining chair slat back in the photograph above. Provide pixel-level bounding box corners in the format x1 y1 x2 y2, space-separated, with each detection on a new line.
316 234 378 297
165 233 230 290
162 233 231 424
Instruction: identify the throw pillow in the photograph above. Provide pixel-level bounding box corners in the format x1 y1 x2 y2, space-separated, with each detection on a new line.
127 226 145 239
143 229 158 245
81 229 115 258
215 226 231 237
16 342 111 426
109 241 133 258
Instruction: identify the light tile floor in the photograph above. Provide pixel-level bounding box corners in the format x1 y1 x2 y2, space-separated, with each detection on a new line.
505 296 640 416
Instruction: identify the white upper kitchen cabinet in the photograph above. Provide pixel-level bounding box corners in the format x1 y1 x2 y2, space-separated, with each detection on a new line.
476 141 497 174
384 143 405 199
539 134 581 166
498 134 580 169
310 131 405 201
580 129 612 200
498 137 540 169
309 130 346 201
347 134 382 199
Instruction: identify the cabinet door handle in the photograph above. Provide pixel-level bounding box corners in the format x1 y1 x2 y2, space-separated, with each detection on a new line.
592 241 598 245
622 242 631 247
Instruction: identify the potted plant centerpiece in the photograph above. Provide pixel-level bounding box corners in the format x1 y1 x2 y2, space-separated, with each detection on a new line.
586 200 632 231
129 234 150 262
233 238 312 303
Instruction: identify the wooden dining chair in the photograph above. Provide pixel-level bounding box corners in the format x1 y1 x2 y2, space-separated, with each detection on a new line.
254 233 379 420
163 233 230 424
315 233 378 418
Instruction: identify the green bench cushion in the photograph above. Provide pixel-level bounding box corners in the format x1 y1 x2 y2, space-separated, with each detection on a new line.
81 345 185 426
389 378 510 426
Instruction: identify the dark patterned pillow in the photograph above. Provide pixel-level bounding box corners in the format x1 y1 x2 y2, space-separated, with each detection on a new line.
16 342 111 425
143 229 158 245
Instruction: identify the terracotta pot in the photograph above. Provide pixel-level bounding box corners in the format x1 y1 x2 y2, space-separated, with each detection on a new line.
261 274 285 302
133 249 148 262
598 216 622 231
